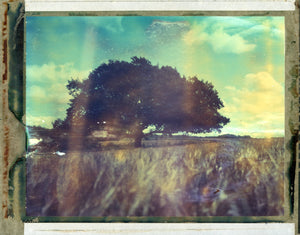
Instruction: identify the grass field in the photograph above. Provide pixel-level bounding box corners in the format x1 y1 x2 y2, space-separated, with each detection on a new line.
26 137 284 217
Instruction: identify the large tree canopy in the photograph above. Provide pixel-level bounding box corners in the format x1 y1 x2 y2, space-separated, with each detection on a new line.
56 57 230 147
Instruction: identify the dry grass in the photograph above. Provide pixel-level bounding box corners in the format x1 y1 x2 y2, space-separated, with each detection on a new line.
26 137 284 216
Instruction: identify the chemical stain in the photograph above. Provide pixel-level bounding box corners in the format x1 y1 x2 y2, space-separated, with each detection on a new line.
2 2 9 218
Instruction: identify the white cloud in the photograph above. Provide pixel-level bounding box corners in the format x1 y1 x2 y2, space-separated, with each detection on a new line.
28 85 47 100
224 86 236 91
241 18 284 39
182 17 283 55
221 71 284 137
183 24 256 54
27 62 90 83
26 62 91 127
85 17 124 33
239 72 283 114
26 114 58 128
146 20 190 46
206 17 284 39
182 24 208 45
209 28 256 54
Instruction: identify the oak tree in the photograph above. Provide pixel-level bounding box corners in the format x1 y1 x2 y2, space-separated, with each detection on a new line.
57 57 230 147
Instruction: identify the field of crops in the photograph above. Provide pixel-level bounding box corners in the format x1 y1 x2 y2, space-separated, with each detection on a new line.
26 137 284 217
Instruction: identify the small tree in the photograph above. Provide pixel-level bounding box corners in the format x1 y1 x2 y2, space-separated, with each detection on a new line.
59 57 229 147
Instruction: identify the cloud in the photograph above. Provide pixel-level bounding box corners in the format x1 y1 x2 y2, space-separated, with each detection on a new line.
205 17 284 40
238 72 283 114
146 20 190 43
27 62 90 83
221 71 284 137
84 17 124 33
241 18 284 39
26 114 58 128
210 28 256 54
28 85 46 100
183 24 208 46
26 62 91 127
183 24 256 54
28 84 71 106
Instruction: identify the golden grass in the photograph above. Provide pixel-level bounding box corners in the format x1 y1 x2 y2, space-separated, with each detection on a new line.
26 137 284 216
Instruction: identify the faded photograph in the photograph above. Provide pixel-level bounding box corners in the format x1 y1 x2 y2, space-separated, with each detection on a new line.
26 16 285 217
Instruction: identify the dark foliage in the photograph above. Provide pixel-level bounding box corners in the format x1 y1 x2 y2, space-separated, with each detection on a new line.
53 57 230 148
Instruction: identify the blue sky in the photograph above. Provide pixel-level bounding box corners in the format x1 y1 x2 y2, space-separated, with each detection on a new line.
26 16 285 137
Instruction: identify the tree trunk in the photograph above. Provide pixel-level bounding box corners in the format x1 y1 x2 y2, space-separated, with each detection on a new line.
134 132 144 148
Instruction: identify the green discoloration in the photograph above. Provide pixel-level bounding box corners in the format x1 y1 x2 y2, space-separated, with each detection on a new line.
288 79 298 98
286 132 298 215
289 65 298 78
7 3 24 122
8 157 26 220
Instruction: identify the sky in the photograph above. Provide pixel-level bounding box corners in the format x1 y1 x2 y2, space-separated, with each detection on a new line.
26 16 285 138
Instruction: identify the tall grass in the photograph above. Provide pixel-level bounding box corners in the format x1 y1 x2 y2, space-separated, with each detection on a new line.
26 138 284 216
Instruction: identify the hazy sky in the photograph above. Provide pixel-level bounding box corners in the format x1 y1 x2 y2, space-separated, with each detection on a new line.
26 16 284 137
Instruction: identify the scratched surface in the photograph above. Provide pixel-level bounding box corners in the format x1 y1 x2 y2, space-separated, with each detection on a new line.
1 1 25 235
0 3 299 235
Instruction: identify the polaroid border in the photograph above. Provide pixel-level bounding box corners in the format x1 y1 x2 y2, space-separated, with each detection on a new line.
1 2 299 234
